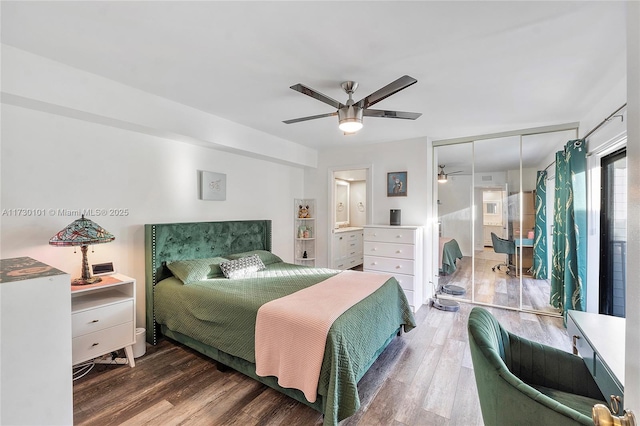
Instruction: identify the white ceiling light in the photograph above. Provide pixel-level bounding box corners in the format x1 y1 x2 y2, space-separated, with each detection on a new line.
338 104 363 133
437 170 448 183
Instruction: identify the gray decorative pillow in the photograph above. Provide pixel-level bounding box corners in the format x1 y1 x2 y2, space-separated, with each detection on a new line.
219 254 266 279
167 257 228 284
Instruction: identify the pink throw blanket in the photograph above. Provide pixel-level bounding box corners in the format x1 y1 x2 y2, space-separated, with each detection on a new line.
254 270 392 403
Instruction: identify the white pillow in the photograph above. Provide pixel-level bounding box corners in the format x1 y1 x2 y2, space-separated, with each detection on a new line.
219 254 266 279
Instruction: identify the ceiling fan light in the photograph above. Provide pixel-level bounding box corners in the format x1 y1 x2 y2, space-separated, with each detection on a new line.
338 105 363 133
437 171 448 183
339 120 363 133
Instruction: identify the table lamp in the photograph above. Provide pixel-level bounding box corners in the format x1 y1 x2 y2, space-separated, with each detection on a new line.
49 215 115 285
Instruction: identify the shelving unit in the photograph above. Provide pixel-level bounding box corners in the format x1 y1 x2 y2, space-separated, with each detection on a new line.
294 198 316 266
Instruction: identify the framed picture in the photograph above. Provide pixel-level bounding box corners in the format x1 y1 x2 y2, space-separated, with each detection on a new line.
199 170 227 201
387 171 407 197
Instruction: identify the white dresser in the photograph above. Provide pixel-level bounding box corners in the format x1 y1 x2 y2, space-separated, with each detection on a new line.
363 225 423 312
332 227 364 270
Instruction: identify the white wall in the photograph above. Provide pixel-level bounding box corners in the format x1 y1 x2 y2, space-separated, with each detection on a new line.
305 137 435 305
0 105 304 325
625 0 640 411
2 45 317 168
0 48 310 327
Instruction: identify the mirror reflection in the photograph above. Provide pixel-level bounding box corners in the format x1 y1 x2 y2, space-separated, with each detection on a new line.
435 129 576 315
335 180 350 225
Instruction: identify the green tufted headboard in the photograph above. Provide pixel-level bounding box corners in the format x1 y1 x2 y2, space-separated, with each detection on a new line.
144 219 272 344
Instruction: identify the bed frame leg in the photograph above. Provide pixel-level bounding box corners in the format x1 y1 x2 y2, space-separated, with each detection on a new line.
216 362 231 372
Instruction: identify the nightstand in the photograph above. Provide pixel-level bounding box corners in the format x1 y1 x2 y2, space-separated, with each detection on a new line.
71 273 136 367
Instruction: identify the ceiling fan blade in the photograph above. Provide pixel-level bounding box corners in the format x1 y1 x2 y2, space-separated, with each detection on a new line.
363 109 422 120
357 75 418 109
289 84 343 109
283 112 338 124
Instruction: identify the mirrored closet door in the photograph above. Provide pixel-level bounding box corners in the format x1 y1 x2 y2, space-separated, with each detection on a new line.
434 127 576 315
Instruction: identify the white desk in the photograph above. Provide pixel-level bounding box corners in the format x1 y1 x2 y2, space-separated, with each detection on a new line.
514 238 533 276
567 310 624 409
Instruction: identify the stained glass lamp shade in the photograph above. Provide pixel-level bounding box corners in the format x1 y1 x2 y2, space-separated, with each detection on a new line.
49 215 115 285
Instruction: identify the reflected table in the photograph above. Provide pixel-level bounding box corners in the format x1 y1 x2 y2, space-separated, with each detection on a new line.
514 238 533 276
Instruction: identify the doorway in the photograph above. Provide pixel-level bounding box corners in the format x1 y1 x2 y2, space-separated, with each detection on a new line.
329 166 372 269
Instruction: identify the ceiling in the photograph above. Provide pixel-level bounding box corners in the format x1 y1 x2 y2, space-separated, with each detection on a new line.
1 1 627 151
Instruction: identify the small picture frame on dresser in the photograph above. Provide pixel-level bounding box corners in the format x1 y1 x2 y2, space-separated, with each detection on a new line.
387 171 407 197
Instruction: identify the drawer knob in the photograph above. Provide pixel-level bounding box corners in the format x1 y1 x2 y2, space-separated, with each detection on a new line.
396 235 402 238
91 343 99 347
396 250 402 253
372 262 377 265
91 319 99 323
396 265 402 269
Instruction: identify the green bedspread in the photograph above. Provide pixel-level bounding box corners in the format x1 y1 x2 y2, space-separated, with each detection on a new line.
154 261 416 425
441 238 464 275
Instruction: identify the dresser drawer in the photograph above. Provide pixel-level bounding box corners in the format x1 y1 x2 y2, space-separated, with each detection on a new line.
364 241 415 260
364 255 414 275
390 273 414 293
72 321 134 364
72 300 134 337
363 228 416 244
346 239 363 256
335 254 363 270
364 270 415 308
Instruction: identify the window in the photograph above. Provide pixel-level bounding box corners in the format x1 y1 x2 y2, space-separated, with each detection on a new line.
599 148 627 317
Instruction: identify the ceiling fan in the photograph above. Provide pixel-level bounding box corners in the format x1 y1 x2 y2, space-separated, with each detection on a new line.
283 75 422 133
437 165 463 183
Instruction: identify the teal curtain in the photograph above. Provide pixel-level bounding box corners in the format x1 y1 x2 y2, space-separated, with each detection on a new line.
550 139 587 318
533 171 548 279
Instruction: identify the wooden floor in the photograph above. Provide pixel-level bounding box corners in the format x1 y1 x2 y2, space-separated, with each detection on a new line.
73 303 571 425
439 248 560 315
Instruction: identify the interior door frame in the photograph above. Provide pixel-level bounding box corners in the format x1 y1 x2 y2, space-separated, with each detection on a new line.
327 164 373 267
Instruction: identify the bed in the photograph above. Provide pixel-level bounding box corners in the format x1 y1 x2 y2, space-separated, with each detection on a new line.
145 220 415 425
439 237 463 275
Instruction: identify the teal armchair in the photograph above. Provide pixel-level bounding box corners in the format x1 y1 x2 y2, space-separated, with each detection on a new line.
468 307 605 425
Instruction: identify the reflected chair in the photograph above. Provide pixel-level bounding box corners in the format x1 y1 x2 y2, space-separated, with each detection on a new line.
468 307 606 425
490 232 515 275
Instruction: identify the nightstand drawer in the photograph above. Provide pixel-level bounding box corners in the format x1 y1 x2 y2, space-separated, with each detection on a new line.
72 300 134 337
363 256 414 275
364 228 416 244
73 321 134 364
364 241 415 260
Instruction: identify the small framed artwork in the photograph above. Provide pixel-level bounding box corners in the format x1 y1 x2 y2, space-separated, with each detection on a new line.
387 171 407 197
199 170 227 201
